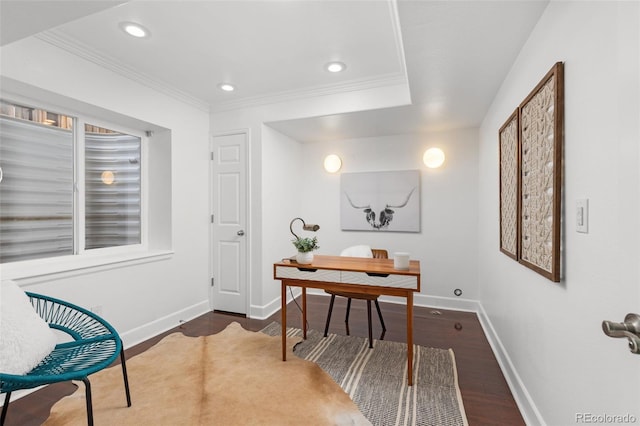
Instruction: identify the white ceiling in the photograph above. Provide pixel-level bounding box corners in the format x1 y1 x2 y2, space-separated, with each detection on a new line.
0 0 548 142
0 1 126 46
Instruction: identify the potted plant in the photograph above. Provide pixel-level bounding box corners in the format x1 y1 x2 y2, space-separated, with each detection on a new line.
292 236 319 264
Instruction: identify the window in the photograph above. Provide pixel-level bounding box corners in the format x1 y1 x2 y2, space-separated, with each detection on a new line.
0 100 142 264
84 123 141 250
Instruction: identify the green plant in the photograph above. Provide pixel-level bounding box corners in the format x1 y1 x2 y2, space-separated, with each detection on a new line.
292 236 319 253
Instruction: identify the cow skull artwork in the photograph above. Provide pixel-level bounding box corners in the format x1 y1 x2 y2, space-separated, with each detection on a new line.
340 170 421 232
344 187 417 230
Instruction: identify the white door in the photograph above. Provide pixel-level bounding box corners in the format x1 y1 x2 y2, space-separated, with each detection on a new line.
210 132 248 314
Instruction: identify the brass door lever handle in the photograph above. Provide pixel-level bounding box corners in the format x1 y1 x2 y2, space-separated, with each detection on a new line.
602 313 640 354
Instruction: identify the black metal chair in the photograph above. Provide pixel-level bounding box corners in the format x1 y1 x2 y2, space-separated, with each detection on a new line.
0 293 131 426
324 248 388 348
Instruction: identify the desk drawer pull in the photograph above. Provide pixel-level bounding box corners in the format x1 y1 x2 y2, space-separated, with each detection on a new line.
297 267 318 272
366 272 389 277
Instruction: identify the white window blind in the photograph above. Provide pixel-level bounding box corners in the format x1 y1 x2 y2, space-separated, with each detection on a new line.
85 125 141 250
0 116 74 263
0 101 143 264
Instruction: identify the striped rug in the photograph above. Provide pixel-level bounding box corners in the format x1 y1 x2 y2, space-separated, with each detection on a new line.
262 323 468 426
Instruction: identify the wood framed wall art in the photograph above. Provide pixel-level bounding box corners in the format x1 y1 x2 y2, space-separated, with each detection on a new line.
518 62 564 282
499 109 520 260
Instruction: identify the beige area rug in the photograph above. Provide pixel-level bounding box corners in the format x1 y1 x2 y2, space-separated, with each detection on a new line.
262 323 468 426
44 322 370 426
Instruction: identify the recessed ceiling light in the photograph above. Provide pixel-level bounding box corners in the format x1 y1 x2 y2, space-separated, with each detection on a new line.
325 62 346 73
218 83 235 92
119 22 150 38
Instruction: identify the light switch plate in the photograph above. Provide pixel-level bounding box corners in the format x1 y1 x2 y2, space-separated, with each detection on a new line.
576 199 588 233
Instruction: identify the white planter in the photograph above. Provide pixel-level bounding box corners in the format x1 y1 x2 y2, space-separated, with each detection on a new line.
296 251 314 264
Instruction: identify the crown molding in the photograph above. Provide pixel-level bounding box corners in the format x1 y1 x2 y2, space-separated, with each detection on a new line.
37 1 410 118
388 0 408 84
36 30 211 113
210 72 408 113
212 0 409 114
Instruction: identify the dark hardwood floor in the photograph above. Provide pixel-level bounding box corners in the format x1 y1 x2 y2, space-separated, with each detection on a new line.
3 295 524 425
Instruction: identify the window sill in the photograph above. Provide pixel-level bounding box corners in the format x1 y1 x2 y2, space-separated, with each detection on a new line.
0 249 174 285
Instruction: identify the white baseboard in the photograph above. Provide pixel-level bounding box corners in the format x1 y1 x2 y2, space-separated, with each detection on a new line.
476 304 545 426
375 294 544 425
6 294 542 426
120 300 210 349
253 290 542 425
250 287 302 320
252 289 480 317
394 293 481 312
1 300 211 405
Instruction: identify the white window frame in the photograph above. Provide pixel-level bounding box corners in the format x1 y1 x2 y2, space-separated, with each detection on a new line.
0 95 168 283
75 116 148 256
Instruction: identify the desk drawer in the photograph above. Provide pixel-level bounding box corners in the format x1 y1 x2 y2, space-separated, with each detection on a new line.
275 266 340 283
340 271 418 290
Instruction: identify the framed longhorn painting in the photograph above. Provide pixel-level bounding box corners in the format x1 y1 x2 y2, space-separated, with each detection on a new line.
340 170 420 232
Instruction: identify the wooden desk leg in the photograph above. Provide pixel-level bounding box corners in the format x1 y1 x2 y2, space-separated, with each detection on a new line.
281 282 287 361
302 287 307 339
407 291 414 386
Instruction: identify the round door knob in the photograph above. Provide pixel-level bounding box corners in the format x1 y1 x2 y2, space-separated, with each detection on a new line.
237 230 245 236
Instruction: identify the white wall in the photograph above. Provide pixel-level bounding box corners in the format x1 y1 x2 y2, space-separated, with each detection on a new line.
259 125 302 312
211 78 415 317
296 129 479 304
214 102 480 314
478 2 640 425
0 37 212 347
8 4 633 423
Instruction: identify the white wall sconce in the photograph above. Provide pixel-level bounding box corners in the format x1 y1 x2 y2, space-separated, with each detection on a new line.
423 148 445 169
323 154 342 173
